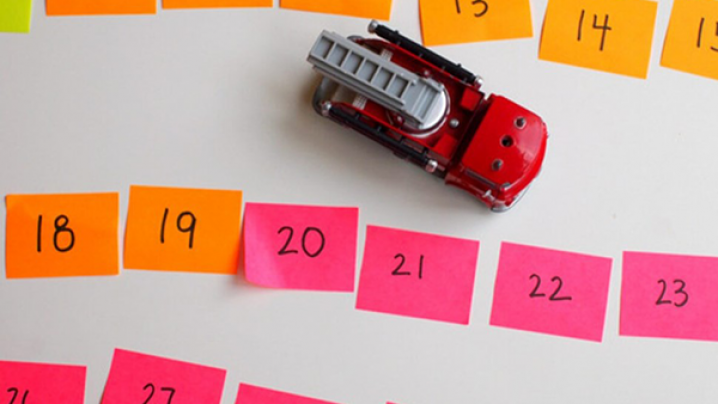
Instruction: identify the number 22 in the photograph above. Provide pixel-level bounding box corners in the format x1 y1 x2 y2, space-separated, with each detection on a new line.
529 274 572 301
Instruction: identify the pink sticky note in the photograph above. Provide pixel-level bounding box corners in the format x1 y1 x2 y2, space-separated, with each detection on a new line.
236 383 341 404
0 360 86 404
621 251 718 341
243 202 359 291
102 349 226 404
490 242 613 342
355 225 479 324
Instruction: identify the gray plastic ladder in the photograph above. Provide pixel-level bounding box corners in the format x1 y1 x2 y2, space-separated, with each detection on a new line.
308 30 446 128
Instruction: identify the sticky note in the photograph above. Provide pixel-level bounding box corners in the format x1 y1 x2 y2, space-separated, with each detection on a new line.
5 193 119 279
420 0 533 46
236 384 341 404
243 202 359 291
661 0 718 81
102 349 226 404
355 225 479 324
46 0 156 15
0 0 32 33
621 251 718 341
490 242 612 341
124 185 243 275
163 0 271 9
280 0 392 20
0 360 86 404
539 0 658 78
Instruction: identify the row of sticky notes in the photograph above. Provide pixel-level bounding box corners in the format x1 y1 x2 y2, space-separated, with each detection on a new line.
424 0 718 80
7 186 718 342
3 0 716 81
0 349 366 404
0 0 393 33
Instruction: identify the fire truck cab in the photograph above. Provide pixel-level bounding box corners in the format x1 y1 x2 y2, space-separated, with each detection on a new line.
307 21 548 211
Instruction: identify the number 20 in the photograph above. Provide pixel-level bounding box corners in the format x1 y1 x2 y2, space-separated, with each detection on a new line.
277 226 325 258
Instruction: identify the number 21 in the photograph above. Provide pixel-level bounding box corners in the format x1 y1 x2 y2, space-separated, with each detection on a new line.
6 388 28 404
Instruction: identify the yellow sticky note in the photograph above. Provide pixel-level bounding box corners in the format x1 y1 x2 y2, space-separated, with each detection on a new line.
0 0 32 33
420 0 533 46
124 185 243 275
163 0 271 9
47 0 156 15
5 193 119 279
662 0 718 80
539 0 658 78
280 0 392 20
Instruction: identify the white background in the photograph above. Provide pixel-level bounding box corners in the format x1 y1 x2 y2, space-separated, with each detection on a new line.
2 0 718 403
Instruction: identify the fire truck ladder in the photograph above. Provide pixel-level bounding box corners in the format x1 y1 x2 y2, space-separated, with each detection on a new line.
307 30 446 129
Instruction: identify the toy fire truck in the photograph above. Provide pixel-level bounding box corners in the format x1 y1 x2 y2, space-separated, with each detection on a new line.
307 21 548 212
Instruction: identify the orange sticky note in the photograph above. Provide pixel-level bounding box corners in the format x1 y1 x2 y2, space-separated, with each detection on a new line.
124 185 243 275
280 0 392 20
420 0 533 46
661 0 718 80
46 0 156 15
5 193 119 279
163 0 271 9
539 0 658 78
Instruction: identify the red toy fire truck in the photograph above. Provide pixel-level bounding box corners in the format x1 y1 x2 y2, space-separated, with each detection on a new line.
307 21 548 211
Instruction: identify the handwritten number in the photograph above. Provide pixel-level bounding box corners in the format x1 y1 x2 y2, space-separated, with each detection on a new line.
593 14 611 51
176 212 196 249
391 254 425 279
160 208 169 244
698 17 704 48
160 387 176 404
160 209 197 249
472 0 488 17
142 383 155 404
656 279 671 305
674 280 689 307
7 388 29 404
142 383 175 404
301 227 325 258
529 274 572 301
656 279 689 308
278 226 299 255
529 274 546 298
392 254 410 276
549 276 572 301
277 226 325 258
36 214 75 253
455 0 488 18
577 10 612 51
53 215 75 252
37 215 43 252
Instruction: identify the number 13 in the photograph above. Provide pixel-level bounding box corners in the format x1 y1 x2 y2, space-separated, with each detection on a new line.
455 0 488 18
